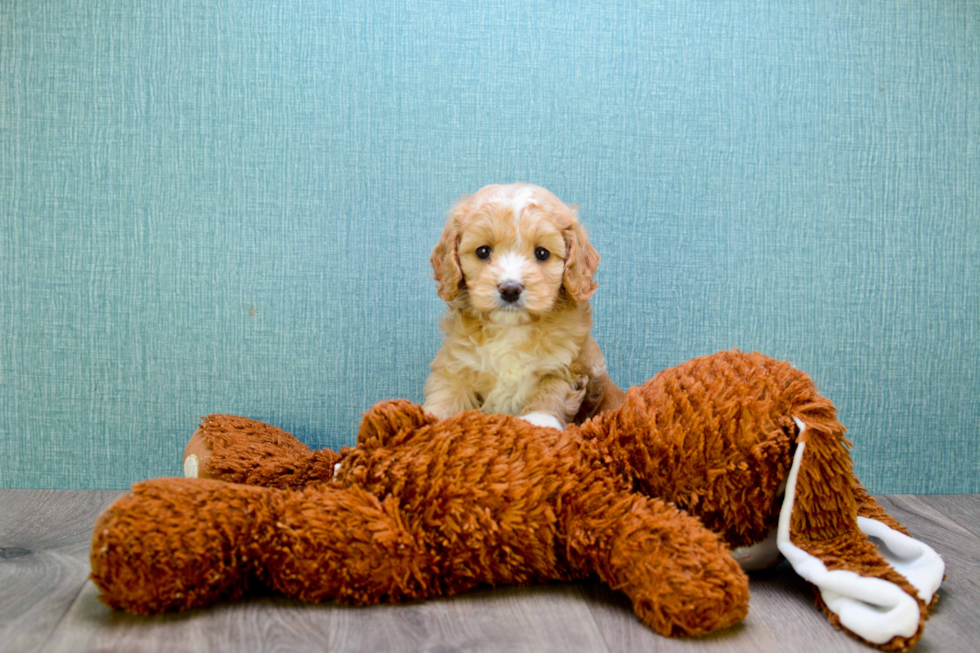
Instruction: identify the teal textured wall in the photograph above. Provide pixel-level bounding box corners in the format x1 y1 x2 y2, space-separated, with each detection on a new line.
2 1 977 491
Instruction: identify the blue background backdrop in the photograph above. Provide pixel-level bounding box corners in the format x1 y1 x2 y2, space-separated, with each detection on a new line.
2 0 977 492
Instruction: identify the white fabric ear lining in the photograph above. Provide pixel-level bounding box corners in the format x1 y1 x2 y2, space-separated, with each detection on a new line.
857 516 944 604
776 418 925 645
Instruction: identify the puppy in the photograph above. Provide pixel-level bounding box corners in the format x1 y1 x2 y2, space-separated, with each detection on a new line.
424 183 624 430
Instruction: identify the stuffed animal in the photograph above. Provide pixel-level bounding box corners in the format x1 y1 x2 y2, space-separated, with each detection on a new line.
90 350 944 651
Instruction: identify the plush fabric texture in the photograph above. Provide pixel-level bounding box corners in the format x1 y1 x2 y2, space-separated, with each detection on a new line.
2 0 978 492
188 414 341 489
91 351 937 650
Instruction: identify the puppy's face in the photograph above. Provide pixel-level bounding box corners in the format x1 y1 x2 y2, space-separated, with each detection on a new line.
431 184 600 323
457 198 567 319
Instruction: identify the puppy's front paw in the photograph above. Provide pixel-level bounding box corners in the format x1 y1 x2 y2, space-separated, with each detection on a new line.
520 412 563 430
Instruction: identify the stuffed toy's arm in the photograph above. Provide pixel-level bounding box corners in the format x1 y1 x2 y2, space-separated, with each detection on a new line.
183 415 340 489
183 401 441 488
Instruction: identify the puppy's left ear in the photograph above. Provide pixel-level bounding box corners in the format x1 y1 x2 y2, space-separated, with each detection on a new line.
562 215 600 301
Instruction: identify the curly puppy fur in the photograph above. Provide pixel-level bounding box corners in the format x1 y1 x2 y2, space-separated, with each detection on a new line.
425 183 624 428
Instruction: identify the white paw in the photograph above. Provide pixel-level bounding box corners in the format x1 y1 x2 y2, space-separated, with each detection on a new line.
520 412 563 430
732 526 782 571
183 454 198 478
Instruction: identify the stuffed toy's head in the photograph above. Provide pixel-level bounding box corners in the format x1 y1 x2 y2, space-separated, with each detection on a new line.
91 351 944 651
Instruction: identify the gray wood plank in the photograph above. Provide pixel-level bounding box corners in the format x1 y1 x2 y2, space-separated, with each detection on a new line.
0 490 123 653
2 491 978 653
875 495 980 653
582 495 980 653
885 494 980 539
582 563 873 653
45 581 611 653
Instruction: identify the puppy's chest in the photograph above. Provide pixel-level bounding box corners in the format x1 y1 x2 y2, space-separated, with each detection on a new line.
455 326 575 389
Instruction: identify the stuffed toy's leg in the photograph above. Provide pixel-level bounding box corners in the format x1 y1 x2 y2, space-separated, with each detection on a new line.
780 406 944 652
91 477 435 613
92 476 750 636
91 478 283 613
566 492 750 637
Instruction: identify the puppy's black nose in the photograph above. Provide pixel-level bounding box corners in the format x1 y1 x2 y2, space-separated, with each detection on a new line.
498 281 524 303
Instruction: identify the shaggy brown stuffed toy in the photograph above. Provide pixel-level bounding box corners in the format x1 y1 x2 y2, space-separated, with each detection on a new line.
90 351 943 651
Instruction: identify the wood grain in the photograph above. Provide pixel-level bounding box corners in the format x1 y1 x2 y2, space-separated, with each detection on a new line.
42 583 610 653
883 494 980 538
874 495 980 653
2 491 977 653
0 490 123 653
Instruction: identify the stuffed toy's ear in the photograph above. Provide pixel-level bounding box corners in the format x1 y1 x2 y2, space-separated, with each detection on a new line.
779 406 944 652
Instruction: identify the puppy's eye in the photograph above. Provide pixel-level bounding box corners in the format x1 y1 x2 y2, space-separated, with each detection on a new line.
475 246 492 260
534 247 550 262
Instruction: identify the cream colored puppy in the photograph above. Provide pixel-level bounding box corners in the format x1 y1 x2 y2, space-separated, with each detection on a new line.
424 183 624 430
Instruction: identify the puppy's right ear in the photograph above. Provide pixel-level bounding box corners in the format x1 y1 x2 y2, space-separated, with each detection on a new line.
430 197 468 301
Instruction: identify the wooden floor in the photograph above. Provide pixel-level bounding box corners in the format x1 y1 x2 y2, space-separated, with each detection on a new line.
0 491 976 653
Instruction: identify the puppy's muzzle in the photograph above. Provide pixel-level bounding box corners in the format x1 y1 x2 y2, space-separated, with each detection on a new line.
497 281 524 304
